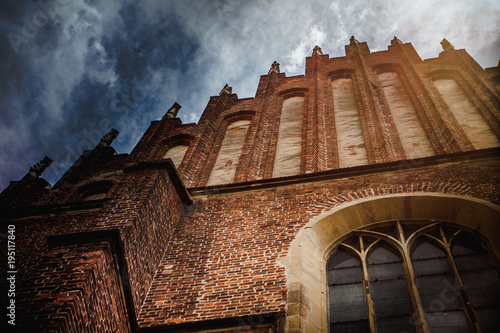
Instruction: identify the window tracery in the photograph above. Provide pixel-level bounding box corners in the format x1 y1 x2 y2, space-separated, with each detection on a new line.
327 221 500 332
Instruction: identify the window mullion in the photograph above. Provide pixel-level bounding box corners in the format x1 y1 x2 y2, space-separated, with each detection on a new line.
359 236 377 332
440 228 481 333
398 222 430 333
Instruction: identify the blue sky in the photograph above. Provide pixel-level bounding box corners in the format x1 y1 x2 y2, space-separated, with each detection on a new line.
1 0 499 190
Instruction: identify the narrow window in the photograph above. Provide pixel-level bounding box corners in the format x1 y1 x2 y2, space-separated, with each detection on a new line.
331 78 368 168
412 241 470 332
378 71 434 159
367 246 415 332
164 145 189 167
327 249 369 332
452 233 500 331
433 78 499 149
272 96 304 177
327 223 500 331
207 119 250 185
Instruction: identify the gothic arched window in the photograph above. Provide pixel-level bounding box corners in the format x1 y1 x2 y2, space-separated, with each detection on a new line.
411 240 469 331
327 248 368 331
273 95 305 178
432 75 499 149
207 119 251 185
164 145 189 167
377 70 434 159
330 75 368 168
368 246 414 331
327 221 500 332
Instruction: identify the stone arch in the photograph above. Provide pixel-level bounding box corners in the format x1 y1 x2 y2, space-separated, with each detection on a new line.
282 193 500 332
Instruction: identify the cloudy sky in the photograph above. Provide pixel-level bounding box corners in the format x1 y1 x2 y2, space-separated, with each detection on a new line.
0 0 499 190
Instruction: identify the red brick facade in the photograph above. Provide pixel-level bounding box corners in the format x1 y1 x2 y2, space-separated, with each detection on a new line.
1 37 499 332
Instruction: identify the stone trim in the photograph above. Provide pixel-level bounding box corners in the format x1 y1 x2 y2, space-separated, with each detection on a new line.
282 193 500 332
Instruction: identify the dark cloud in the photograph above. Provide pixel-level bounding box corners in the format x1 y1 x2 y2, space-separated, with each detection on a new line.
1 0 499 190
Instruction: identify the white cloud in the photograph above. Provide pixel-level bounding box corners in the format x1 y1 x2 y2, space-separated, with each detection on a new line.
284 25 326 73
87 39 118 87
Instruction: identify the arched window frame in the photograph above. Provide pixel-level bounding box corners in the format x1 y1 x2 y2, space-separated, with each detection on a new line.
373 63 438 159
429 69 500 149
271 88 308 178
205 111 255 186
284 194 500 333
160 134 194 169
328 69 371 169
327 220 500 332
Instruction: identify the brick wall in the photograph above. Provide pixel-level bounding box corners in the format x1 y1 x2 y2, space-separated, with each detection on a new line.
128 38 499 188
137 155 499 328
1 159 187 331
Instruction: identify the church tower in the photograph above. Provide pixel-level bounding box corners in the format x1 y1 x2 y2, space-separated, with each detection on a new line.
1 37 500 332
